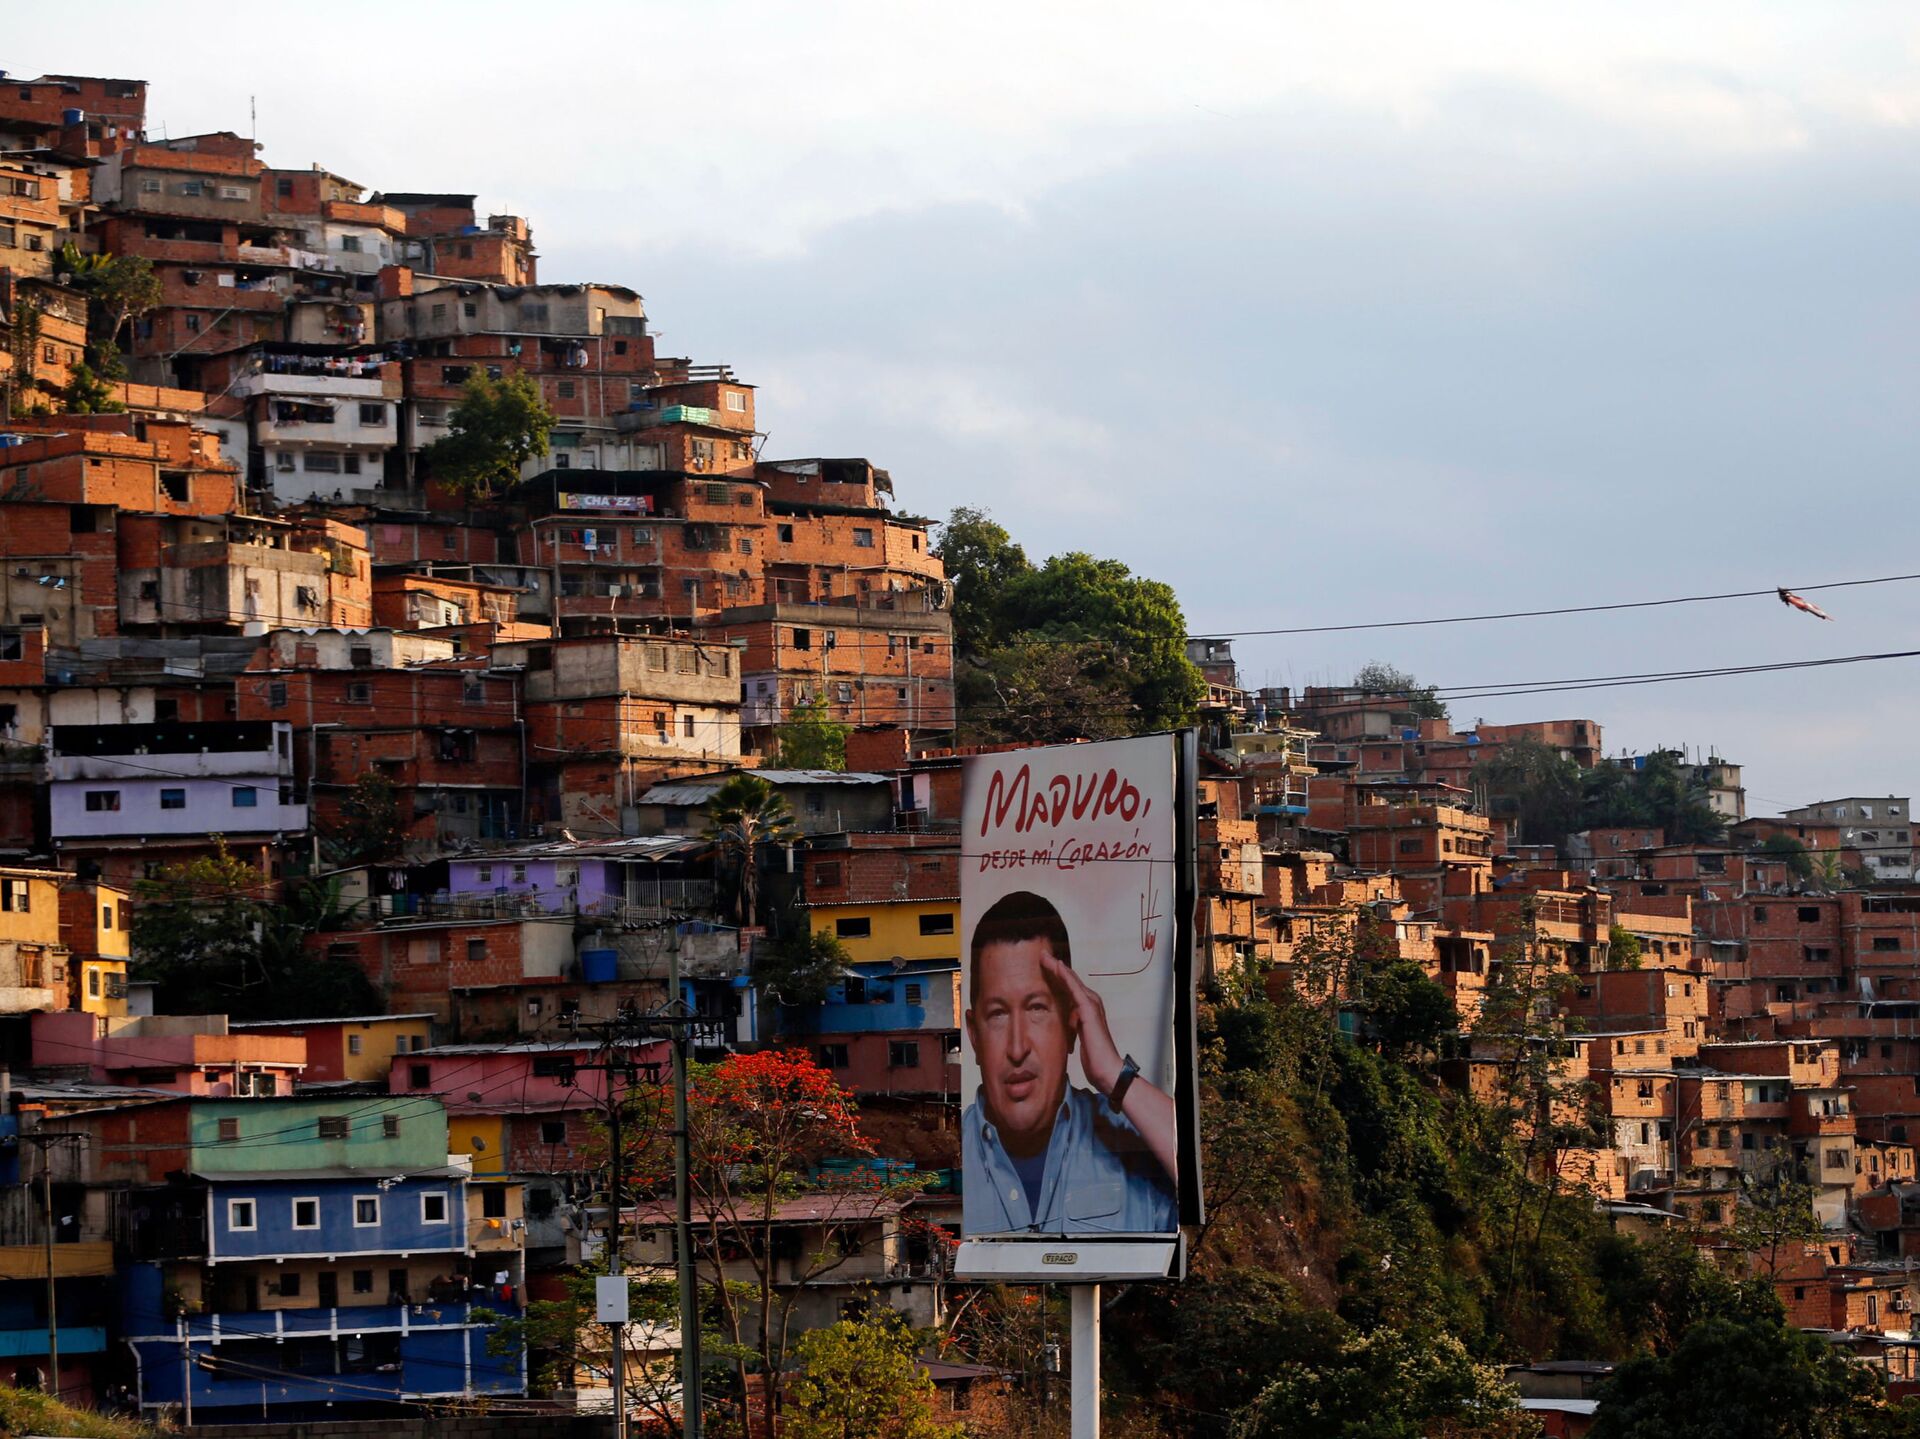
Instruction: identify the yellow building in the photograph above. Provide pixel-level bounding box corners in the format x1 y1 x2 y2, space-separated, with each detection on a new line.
450 1114 508 1178
807 899 960 968
227 1013 436 1083
62 880 130 1017
0 867 69 1013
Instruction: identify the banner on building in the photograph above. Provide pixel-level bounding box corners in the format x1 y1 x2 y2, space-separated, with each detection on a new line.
558 492 653 513
953 731 1201 1283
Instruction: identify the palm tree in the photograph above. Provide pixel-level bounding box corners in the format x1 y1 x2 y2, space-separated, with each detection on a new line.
703 774 800 926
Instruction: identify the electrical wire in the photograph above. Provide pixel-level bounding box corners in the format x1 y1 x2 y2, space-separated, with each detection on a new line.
1188 571 1920 639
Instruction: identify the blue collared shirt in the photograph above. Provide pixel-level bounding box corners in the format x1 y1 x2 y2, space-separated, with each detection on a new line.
962 1084 1177 1236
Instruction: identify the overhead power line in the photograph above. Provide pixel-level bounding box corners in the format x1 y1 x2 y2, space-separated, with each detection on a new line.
1188 571 1920 639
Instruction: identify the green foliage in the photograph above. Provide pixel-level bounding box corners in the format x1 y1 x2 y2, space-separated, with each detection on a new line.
421 371 554 500
6 298 43 415
1609 924 1643 969
1761 832 1818 881
58 247 163 349
933 506 1029 655
0 1385 153 1439
756 924 851 1007
1589 1307 1881 1439
1476 736 1586 849
1476 741 1725 852
1353 661 1449 721
936 506 1203 743
775 696 851 770
703 773 800 925
130 849 376 1019
1228 1326 1537 1439
785 1311 962 1439
325 771 409 864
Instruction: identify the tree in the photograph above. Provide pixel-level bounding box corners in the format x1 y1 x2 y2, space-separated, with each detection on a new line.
754 924 851 1007
994 552 1203 733
5 297 42 415
420 372 553 501
1475 736 1586 851
130 848 375 1018
774 696 850 771
325 772 409 865
1589 1306 1880 1439
1760 833 1817 882
1229 1326 1537 1439
1353 661 1449 721
957 637 1137 747
784 1311 962 1439
58 246 162 351
703 773 800 925
932 506 1030 656
1608 924 1643 970
616 1050 918 1438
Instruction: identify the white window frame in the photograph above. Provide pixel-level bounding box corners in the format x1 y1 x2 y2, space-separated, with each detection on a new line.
420 1191 450 1226
291 1196 321 1230
227 1198 257 1232
347 1033 362 1055
352 1194 381 1228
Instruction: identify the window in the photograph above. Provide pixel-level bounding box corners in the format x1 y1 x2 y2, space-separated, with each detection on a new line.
792 627 811 650
889 1041 920 1068
421 1192 449 1225
354 1196 380 1226
2 880 29 915
358 403 386 426
346 1033 363 1056
348 682 372 704
918 912 955 936
853 527 875 548
383 1115 401 1138
464 302 477 318
836 917 872 939
1397 838 1422 855
540 1120 567 1145
409 1063 431 1089
159 788 186 810
725 390 747 411
1875 937 1901 952
557 381 576 399
466 938 486 963
228 1199 257 1232
482 1186 508 1218
1798 906 1821 923
352 1269 374 1295
683 714 696 738
218 1117 241 1142
293 1198 320 1230
268 681 288 709
776 523 795 542
278 1272 301 1298
318 1116 350 1140
84 791 121 812
813 861 843 888
231 787 257 808
817 1043 851 1068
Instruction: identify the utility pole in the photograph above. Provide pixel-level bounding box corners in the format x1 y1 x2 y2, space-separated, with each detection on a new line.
574 991 704 1439
19 1132 74 1400
668 943 701 1439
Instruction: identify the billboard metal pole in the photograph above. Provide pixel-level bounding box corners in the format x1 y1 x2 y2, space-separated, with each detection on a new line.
1070 1284 1100 1439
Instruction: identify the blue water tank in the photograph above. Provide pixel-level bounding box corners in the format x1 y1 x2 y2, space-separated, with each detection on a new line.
580 949 618 984
62 108 84 126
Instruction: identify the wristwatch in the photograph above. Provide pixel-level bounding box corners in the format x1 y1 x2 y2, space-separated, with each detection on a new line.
1109 1055 1140 1110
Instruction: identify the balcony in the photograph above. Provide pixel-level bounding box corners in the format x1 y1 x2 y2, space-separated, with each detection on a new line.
171 1299 508 1343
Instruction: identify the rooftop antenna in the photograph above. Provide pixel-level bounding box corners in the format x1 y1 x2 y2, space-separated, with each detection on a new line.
250 95 257 143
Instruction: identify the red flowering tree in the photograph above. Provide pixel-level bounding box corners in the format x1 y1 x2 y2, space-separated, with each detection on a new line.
620 1049 925 1437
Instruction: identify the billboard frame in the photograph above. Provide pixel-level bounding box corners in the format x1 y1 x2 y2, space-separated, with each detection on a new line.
952 728 1202 1286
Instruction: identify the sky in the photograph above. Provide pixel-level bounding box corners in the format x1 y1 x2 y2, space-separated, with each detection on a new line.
12 2 1920 813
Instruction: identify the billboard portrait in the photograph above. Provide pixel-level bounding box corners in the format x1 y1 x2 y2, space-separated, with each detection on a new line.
959 733 1195 1243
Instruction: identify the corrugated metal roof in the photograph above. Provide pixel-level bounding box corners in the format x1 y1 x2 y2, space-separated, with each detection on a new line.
639 771 890 805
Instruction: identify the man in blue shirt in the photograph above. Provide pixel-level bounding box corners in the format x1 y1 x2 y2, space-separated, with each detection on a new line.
961 891 1178 1236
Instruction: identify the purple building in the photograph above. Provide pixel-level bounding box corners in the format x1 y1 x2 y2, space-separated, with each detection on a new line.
49 721 308 856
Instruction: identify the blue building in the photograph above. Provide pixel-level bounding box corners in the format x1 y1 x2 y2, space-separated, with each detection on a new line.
31 1094 531 1420
123 1168 524 1418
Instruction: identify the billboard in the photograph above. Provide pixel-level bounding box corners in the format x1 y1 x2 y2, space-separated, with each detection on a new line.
558 492 653 513
955 732 1201 1275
